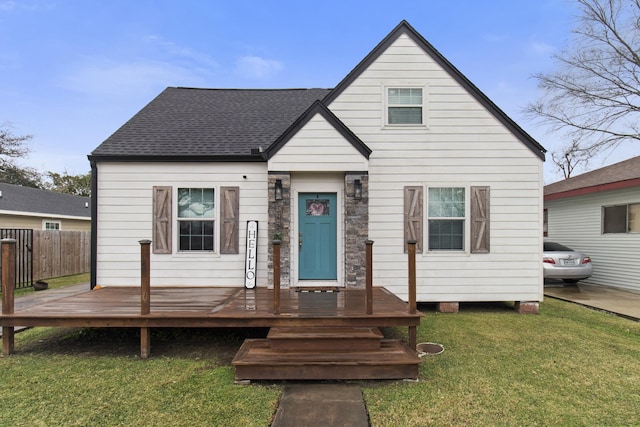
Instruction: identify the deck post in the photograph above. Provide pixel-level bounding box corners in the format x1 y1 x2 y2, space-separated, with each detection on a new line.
1 239 16 356
365 240 374 315
273 240 281 314
407 240 417 350
139 239 152 359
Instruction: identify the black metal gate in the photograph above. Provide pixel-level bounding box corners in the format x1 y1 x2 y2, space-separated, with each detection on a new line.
0 228 34 291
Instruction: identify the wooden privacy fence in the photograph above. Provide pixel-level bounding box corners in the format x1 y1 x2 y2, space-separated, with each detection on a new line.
32 230 90 280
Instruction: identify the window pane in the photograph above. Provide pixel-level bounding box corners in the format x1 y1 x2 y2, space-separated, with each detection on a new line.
603 205 627 233
388 88 422 104
178 188 215 218
629 204 640 232
179 220 215 251
388 107 422 124
428 219 464 250
429 188 465 217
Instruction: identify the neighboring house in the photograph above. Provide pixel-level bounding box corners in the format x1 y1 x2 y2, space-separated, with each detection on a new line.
88 21 546 311
0 182 91 231
544 156 640 292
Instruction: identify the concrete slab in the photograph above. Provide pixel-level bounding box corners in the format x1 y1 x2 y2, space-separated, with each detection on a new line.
544 281 640 321
271 383 369 427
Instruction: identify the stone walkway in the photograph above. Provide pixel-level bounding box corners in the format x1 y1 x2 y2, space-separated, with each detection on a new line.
271 383 369 427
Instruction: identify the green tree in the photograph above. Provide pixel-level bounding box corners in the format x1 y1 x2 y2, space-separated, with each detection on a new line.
527 0 640 166
0 123 43 187
45 171 91 196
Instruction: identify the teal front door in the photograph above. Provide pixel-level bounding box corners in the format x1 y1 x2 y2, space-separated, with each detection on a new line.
298 193 337 280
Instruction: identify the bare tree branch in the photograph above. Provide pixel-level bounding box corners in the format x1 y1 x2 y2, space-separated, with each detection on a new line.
526 0 640 155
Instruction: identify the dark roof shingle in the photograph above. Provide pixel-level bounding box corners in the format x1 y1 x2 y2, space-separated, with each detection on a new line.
90 87 331 159
0 182 91 218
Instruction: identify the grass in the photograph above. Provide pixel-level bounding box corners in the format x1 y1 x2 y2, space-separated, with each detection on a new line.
364 300 640 426
1 293 639 426
13 273 90 297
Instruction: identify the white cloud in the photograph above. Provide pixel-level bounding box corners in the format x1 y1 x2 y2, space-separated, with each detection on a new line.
235 55 284 80
529 41 556 56
59 57 214 99
0 1 15 11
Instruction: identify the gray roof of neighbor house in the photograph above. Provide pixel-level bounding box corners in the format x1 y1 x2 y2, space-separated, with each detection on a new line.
0 182 91 218
544 155 640 198
90 88 332 160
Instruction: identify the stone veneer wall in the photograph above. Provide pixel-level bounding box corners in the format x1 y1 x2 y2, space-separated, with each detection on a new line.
344 173 369 288
268 173 291 288
267 172 368 289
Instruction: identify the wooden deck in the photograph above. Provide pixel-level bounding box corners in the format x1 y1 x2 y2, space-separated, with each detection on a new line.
0 286 422 329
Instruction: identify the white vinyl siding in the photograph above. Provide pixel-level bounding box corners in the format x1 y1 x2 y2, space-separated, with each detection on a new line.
546 186 640 292
268 114 368 172
327 33 543 302
95 162 268 287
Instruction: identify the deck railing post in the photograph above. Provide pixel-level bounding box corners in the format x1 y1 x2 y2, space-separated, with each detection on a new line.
139 239 152 359
365 240 374 315
273 239 281 314
2 238 16 356
407 239 417 350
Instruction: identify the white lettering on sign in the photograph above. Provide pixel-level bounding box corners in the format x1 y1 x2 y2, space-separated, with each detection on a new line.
244 220 258 288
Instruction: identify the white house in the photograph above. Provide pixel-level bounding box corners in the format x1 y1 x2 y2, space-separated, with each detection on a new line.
544 156 640 292
88 21 546 312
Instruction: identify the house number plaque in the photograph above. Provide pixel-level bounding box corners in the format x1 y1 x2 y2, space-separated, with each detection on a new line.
244 220 258 288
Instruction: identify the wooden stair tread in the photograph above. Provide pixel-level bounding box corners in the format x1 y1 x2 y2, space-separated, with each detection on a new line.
232 338 421 381
232 339 420 366
267 326 383 340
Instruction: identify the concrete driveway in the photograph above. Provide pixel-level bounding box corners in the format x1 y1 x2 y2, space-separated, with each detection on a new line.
544 280 640 321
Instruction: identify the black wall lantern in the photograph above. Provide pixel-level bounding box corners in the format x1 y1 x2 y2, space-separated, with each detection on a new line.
274 179 283 200
354 179 362 200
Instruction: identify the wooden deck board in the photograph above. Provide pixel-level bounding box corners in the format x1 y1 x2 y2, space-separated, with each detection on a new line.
0 286 422 328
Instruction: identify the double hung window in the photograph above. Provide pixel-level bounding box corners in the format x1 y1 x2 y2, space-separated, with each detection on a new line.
428 187 465 250
387 87 423 125
177 188 215 251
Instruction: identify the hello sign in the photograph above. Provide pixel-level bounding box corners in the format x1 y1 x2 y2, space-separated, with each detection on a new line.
244 220 258 288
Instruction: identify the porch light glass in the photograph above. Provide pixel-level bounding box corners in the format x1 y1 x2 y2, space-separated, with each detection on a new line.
275 179 283 200
354 179 362 200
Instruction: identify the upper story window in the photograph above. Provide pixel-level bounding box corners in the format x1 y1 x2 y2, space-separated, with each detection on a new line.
387 87 423 125
43 221 61 230
603 203 640 233
428 187 465 250
177 188 215 251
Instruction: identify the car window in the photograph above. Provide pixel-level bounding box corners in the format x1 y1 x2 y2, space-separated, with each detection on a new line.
544 241 573 251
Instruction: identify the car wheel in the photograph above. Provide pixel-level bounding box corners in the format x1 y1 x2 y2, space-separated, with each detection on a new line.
562 279 580 284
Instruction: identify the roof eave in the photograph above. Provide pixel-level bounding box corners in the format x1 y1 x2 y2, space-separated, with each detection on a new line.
87 154 267 163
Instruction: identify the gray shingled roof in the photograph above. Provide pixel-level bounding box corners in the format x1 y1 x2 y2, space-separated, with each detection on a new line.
544 155 640 196
90 87 331 159
0 182 91 218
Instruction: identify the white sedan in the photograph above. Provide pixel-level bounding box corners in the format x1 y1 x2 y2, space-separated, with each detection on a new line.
543 241 593 283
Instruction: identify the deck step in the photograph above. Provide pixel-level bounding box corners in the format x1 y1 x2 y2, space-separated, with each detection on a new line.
232 338 421 381
267 326 383 351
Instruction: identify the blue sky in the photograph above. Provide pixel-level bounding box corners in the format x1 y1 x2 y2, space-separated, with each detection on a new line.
1 0 637 183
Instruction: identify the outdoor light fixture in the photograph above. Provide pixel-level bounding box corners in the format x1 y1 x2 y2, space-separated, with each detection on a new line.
275 179 283 200
354 179 362 200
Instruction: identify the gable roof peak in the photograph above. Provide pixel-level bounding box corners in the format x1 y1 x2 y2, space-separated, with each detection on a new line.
323 20 546 161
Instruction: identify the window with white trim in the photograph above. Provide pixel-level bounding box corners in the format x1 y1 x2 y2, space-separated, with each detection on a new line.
43 221 61 230
387 87 424 125
177 188 215 251
603 203 640 233
428 187 465 250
